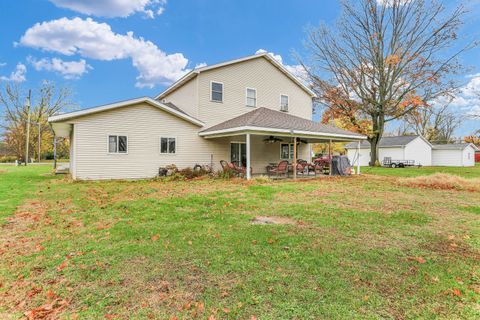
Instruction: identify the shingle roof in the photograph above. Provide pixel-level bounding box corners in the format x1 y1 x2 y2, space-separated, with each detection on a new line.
199 107 365 138
345 135 419 149
432 143 475 150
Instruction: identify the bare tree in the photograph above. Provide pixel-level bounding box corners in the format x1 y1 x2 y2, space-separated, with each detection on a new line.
0 81 74 160
301 0 472 165
403 99 463 143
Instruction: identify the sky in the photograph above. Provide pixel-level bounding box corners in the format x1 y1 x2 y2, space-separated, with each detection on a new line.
0 0 479 136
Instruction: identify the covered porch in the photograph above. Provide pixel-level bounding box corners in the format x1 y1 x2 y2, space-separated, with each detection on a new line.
199 107 366 179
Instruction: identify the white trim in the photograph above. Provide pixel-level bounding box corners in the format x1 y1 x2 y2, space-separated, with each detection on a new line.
48 97 204 127
159 136 177 155
280 94 289 112
155 53 317 99
210 81 224 103
107 134 129 155
199 125 367 140
245 87 257 107
246 133 251 179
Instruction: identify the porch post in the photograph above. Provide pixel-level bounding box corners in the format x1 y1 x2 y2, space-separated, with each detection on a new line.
293 137 297 180
357 140 361 175
329 139 332 176
53 136 57 170
246 133 251 180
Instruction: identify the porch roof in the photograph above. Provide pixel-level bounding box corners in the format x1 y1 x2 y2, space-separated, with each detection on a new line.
199 107 366 141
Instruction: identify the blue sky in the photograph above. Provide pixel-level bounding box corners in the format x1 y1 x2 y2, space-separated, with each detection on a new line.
0 0 479 135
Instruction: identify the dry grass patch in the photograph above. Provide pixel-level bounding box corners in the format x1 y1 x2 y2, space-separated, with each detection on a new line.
399 173 480 192
251 216 297 225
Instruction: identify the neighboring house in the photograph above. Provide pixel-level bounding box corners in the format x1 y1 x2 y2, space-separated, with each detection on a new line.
431 143 478 167
345 136 432 166
345 136 479 167
49 53 365 180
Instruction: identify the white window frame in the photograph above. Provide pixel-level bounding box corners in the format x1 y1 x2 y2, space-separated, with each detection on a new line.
280 94 289 112
210 81 224 103
280 143 296 160
107 135 128 155
160 136 177 155
245 87 257 107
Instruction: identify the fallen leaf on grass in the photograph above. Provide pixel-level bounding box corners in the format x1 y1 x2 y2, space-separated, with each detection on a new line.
57 260 68 272
24 299 69 320
151 234 160 241
407 256 426 264
452 288 462 297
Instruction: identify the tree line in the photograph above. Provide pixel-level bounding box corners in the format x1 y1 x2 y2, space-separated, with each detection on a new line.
0 81 73 162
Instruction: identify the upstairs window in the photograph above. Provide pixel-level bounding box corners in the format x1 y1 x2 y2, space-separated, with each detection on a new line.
280 94 289 112
246 88 257 107
211 82 223 102
160 137 176 154
108 135 128 154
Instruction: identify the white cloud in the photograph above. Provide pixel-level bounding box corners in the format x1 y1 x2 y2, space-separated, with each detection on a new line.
194 62 207 69
0 62 6 67
0 63 27 82
28 56 91 79
436 74 480 119
19 17 189 87
255 49 308 81
48 0 167 19
376 0 411 7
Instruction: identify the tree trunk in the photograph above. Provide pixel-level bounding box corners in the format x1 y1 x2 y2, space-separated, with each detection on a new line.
369 114 384 166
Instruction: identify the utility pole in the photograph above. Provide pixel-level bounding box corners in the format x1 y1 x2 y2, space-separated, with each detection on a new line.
25 89 31 166
38 122 41 163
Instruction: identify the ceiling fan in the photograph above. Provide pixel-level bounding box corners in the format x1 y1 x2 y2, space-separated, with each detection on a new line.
263 136 283 144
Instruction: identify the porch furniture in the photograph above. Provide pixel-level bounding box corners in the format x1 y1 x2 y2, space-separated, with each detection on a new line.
267 160 289 178
233 162 252 178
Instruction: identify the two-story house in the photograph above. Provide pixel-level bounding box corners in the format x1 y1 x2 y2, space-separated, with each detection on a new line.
49 52 365 180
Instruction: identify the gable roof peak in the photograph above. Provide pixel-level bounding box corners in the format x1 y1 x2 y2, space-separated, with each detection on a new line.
155 53 316 100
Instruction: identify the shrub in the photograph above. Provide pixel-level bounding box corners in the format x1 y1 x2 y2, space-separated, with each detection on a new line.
215 169 237 179
0 156 17 163
399 173 480 192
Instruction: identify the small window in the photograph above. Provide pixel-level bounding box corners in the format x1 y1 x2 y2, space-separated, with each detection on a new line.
246 88 257 107
280 95 289 112
108 135 127 154
211 82 223 102
280 143 295 160
160 137 176 154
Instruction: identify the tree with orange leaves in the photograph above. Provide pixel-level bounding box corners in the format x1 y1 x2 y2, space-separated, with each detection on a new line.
301 0 472 165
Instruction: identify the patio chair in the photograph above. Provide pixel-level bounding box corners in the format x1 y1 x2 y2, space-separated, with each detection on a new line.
267 160 289 178
233 162 252 178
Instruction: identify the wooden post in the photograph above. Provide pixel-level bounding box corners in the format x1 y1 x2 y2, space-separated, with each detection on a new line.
38 122 41 163
25 90 31 166
246 133 251 180
329 139 332 176
293 137 297 180
357 141 361 175
53 136 57 170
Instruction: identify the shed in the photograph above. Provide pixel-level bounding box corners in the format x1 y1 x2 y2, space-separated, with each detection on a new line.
431 143 478 167
345 135 432 166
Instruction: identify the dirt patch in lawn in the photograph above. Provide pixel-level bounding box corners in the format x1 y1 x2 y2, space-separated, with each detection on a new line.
251 216 296 225
398 173 480 192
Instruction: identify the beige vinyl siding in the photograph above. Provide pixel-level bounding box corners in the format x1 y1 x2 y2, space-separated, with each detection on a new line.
197 57 313 127
160 77 198 118
71 103 228 180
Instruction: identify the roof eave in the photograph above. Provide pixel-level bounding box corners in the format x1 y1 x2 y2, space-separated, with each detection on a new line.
199 126 366 140
48 97 205 127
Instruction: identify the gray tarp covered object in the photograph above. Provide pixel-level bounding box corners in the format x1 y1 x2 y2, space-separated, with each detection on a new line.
331 156 352 176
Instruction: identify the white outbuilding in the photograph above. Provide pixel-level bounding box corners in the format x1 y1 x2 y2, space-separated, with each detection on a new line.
345 135 432 167
345 136 479 167
431 143 478 167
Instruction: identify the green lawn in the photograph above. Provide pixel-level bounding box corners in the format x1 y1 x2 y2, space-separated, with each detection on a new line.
362 163 480 178
0 165 54 221
0 165 479 319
